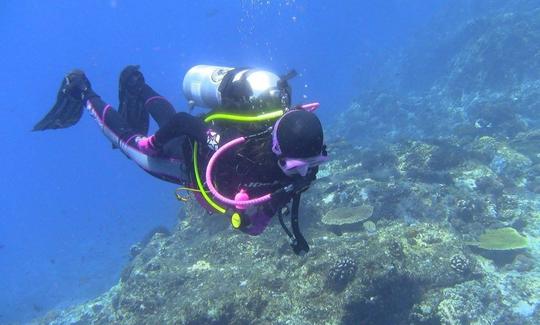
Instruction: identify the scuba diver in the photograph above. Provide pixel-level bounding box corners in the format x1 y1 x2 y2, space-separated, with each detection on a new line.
33 65 328 255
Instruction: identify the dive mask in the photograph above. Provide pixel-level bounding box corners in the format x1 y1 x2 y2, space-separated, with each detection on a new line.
277 153 329 177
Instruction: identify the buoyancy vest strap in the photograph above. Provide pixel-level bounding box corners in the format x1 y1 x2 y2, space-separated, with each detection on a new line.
278 193 309 255
291 193 309 255
278 209 294 241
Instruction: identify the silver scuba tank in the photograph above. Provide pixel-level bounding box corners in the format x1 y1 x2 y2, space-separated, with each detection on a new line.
182 65 234 109
183 65 284 110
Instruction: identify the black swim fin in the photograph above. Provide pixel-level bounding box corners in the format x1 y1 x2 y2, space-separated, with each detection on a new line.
32 72 86 131
118 65 149 135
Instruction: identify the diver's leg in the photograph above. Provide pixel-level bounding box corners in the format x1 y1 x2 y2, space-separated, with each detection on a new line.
85 94 187 184
95 91 207 154
140 84 176 127
118 67 206 150
85 95 138 142
35 69 187 184
41 70 188 183
153 112 208 148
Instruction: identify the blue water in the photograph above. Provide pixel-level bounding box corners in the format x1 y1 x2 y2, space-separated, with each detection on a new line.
0 1 445 323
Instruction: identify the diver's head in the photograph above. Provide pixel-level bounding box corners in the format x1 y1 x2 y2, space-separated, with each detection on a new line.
272 110 328 177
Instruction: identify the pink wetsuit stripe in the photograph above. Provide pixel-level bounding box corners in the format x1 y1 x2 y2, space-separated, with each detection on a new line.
101 104 112 122
125 134 139 146
144 96 165 106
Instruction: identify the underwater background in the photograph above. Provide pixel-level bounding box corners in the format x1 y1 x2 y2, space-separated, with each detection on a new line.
1 0 540 324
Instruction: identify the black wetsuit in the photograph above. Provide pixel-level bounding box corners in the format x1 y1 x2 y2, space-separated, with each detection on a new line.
83 85 307 235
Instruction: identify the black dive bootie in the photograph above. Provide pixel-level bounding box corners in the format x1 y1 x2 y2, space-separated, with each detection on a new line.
118 65 149 135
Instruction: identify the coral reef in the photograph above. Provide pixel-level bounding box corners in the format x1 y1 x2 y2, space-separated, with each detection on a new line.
475 227 529 250
322 205 374 226
363 220 377 234
449 254 472 274
326 257 357 292
322 205 373 234
35 220 477 325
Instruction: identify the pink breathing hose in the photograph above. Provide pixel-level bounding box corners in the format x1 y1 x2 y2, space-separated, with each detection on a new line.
205 136 273 207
